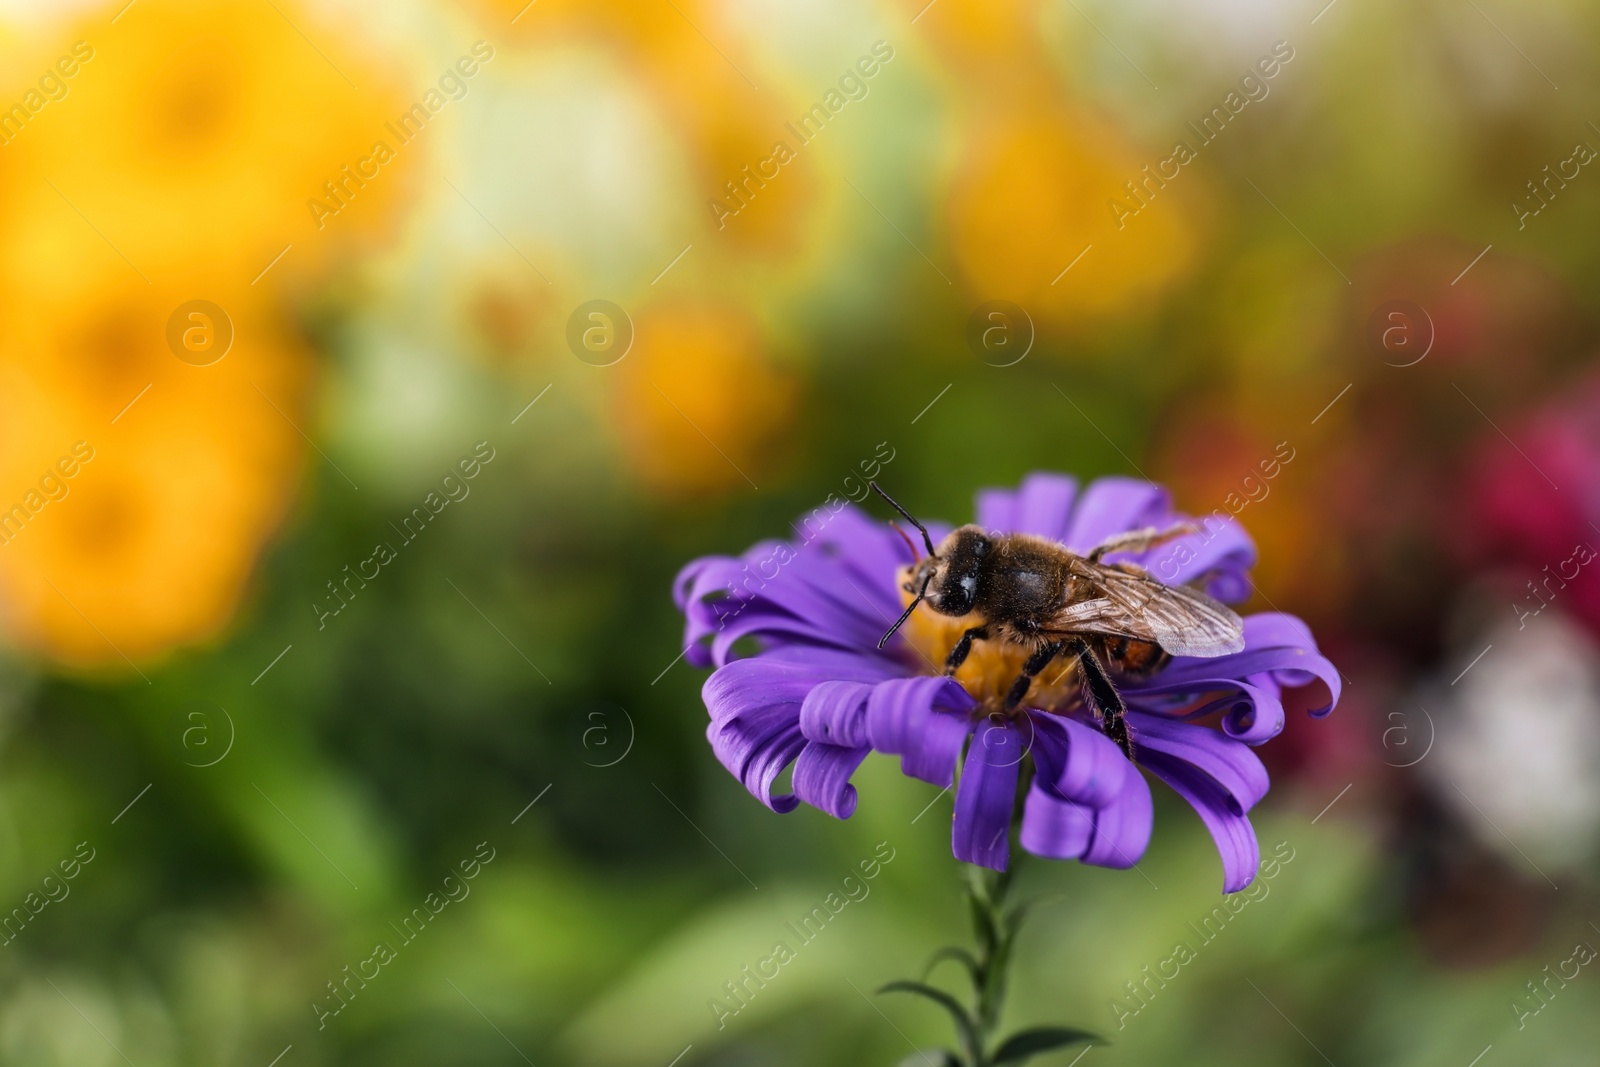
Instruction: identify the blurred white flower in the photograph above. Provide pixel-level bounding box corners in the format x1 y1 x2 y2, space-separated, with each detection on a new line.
1426 609 1600 871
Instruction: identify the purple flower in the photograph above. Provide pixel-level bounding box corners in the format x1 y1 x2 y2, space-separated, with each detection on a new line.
674 473 1340 892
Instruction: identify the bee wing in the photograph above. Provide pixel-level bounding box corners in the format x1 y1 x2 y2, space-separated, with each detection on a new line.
1044 566 1245 658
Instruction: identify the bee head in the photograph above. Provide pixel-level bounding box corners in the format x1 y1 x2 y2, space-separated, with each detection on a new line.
870 482 990 650
905 525 990 617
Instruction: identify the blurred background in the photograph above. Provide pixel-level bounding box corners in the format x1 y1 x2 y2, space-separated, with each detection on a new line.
0 0 1597 1063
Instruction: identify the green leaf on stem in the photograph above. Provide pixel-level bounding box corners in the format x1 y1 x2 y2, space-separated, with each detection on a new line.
991 1026 1104 1065
921 946 982 989
878 980 982 1059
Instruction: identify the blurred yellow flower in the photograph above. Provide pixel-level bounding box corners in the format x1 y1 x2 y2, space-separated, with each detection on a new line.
0 0 416 670
947 103 1202 330
0 268 309 669
0 0 411 286
920 0 1202 332
609 302 795 498
912 0 1045 80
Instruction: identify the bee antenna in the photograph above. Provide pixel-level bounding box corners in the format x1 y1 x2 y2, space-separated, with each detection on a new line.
888 521 922 561
878 574 931 650
869 481 936 557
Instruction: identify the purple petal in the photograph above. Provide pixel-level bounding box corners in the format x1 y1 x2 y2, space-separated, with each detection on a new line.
676 555 760 667
1132 515 1257 604
1145 758 1260 893
799 680 874 746
704 607 846 667
674 554 721 610
1132 713 1265 892
975 487 1016 532
703 648 898 727
1131 713 1269 812
1011 472 1080 540
1127 675 1288 745
679 537 875 667
1061 477 1171 552
1081 767 1154 869
1020 786 1094 859
709 553 892 661
1226 674 1287 742
808 505 922 594
1127 612 1342 730
705 711 804 814
705 601 912 669
1030 713 1130 808
1022 719 1155 869
953 728 1020 869
793 742 871 819
969 710 1032 770
866 677 976 787
678 507 948 669
701 648 897 813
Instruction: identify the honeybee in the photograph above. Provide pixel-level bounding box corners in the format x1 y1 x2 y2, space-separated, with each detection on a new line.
870 483 1245 760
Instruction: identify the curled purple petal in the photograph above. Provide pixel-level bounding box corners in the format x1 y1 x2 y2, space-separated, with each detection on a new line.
1030 713 1130 808
794 742 871 819
1081 768 1154 870
1143 755 1260 893
674 554 720 611
1020 786 1094 860
1131 713 1269 813
1132 713 1265 892
705 710 804 814
703 648 897 727
1128 612 1342 734
702 649 893 812
1128 675 1289 745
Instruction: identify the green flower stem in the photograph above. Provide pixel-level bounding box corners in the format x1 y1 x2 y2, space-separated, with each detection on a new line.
884 756 1100 1066
965 859 1020 1065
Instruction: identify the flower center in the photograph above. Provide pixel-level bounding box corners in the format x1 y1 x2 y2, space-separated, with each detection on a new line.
894 569 1085 716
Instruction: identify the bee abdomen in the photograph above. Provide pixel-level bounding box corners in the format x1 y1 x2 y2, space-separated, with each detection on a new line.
1104 637 1169 676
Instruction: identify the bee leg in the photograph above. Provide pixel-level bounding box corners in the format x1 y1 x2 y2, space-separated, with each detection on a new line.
1069 638 1133 761
1003 641 1065 710
1086 522 1199 563
944 626 990 675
